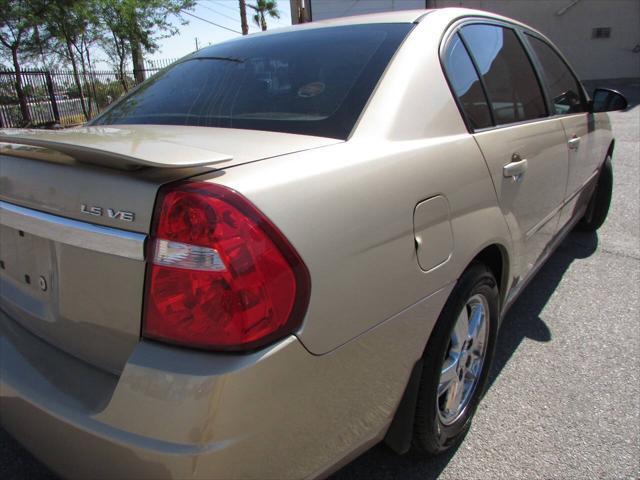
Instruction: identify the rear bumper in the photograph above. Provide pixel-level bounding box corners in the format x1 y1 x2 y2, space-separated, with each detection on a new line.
0 284 452 480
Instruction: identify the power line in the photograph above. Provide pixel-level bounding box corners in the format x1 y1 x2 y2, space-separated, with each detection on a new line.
183 10 242 34
200 3 243 23
205 0 240 14
199 1 261 32
203 0 290 27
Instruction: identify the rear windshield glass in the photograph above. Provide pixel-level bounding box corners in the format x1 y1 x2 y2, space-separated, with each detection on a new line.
91 24 412 139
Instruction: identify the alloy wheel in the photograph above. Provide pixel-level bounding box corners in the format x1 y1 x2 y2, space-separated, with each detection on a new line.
437 293 490 426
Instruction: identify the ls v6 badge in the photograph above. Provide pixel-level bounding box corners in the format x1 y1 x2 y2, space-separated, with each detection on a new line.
81 204 135 222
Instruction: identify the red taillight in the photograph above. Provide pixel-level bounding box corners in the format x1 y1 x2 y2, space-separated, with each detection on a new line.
143 181 310 351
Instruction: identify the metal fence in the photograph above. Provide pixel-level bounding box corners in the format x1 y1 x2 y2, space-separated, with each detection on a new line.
0 58 177 129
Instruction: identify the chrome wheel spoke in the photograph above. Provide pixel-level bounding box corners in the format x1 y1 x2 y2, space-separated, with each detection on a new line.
467 304 484 341
453 307 469 346
464 366 477 381
444 377 464 414
469 348 483 362
438 356 458 396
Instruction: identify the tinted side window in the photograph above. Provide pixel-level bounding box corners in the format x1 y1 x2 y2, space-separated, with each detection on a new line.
461 24 547 124
443 33 493 130
526 35 586 115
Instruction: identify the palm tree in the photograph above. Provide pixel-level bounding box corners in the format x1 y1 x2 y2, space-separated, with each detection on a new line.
248 1 280 32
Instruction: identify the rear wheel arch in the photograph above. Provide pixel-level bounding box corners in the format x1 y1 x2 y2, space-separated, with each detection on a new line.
411 262 500 454
579 151 613 231
384 242 509 454
467 243 509 310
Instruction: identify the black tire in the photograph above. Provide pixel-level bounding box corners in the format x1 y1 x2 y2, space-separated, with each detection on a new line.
578 155 613 232
412 263 499 455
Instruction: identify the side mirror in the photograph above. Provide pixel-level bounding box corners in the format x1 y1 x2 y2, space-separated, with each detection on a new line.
591 88 628 112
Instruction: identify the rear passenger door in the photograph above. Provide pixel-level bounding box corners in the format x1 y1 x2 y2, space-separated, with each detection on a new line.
524 33 601 228
443 22 569 282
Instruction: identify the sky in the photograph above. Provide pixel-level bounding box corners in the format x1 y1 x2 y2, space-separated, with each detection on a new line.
0 1 292 69
150 1 293 62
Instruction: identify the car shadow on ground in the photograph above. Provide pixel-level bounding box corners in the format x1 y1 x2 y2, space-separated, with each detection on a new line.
330 230 598 480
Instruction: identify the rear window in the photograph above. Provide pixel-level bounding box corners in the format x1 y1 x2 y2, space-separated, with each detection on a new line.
92 24 413 139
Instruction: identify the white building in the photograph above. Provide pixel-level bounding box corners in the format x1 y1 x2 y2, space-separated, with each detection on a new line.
290 0 640 81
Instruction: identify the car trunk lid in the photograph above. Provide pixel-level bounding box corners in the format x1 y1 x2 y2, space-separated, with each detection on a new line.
0 126 339 373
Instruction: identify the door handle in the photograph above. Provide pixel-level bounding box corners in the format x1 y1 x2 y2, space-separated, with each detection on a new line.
568 135 581 150
503 155 528 182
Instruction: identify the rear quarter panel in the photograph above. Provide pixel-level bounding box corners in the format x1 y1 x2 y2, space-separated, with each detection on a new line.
201 135 511 354
197 12 513 354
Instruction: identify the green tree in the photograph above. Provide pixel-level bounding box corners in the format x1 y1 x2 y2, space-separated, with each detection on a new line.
248 1 280 32
42 0 99 120
98 0 195 84
0 0 46 125
99 0 133 92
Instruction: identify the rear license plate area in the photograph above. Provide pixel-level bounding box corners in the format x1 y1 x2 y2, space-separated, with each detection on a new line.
0 225 54 316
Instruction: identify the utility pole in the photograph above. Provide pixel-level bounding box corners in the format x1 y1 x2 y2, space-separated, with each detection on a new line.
195 37 199 50
239 0 249 35
291 0 311 24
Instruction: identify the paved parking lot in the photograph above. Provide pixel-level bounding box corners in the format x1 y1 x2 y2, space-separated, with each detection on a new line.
1 105 639 479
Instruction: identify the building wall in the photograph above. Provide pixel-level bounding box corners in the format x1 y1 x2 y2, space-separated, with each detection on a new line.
292 0 426 21
292 0 640 81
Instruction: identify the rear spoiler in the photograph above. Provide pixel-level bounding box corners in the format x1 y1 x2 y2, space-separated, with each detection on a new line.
0 129 233 170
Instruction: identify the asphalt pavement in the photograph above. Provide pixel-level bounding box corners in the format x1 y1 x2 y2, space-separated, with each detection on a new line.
1 104 639 479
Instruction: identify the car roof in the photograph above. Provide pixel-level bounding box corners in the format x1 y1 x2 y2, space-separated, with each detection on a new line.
308 9 433 25
295 7 547 42
232 8 549 49
297 7 528 26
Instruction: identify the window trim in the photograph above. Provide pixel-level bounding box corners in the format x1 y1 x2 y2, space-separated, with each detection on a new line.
440 17 556 133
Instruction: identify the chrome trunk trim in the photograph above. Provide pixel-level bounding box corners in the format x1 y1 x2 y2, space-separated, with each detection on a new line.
0 201 146 260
